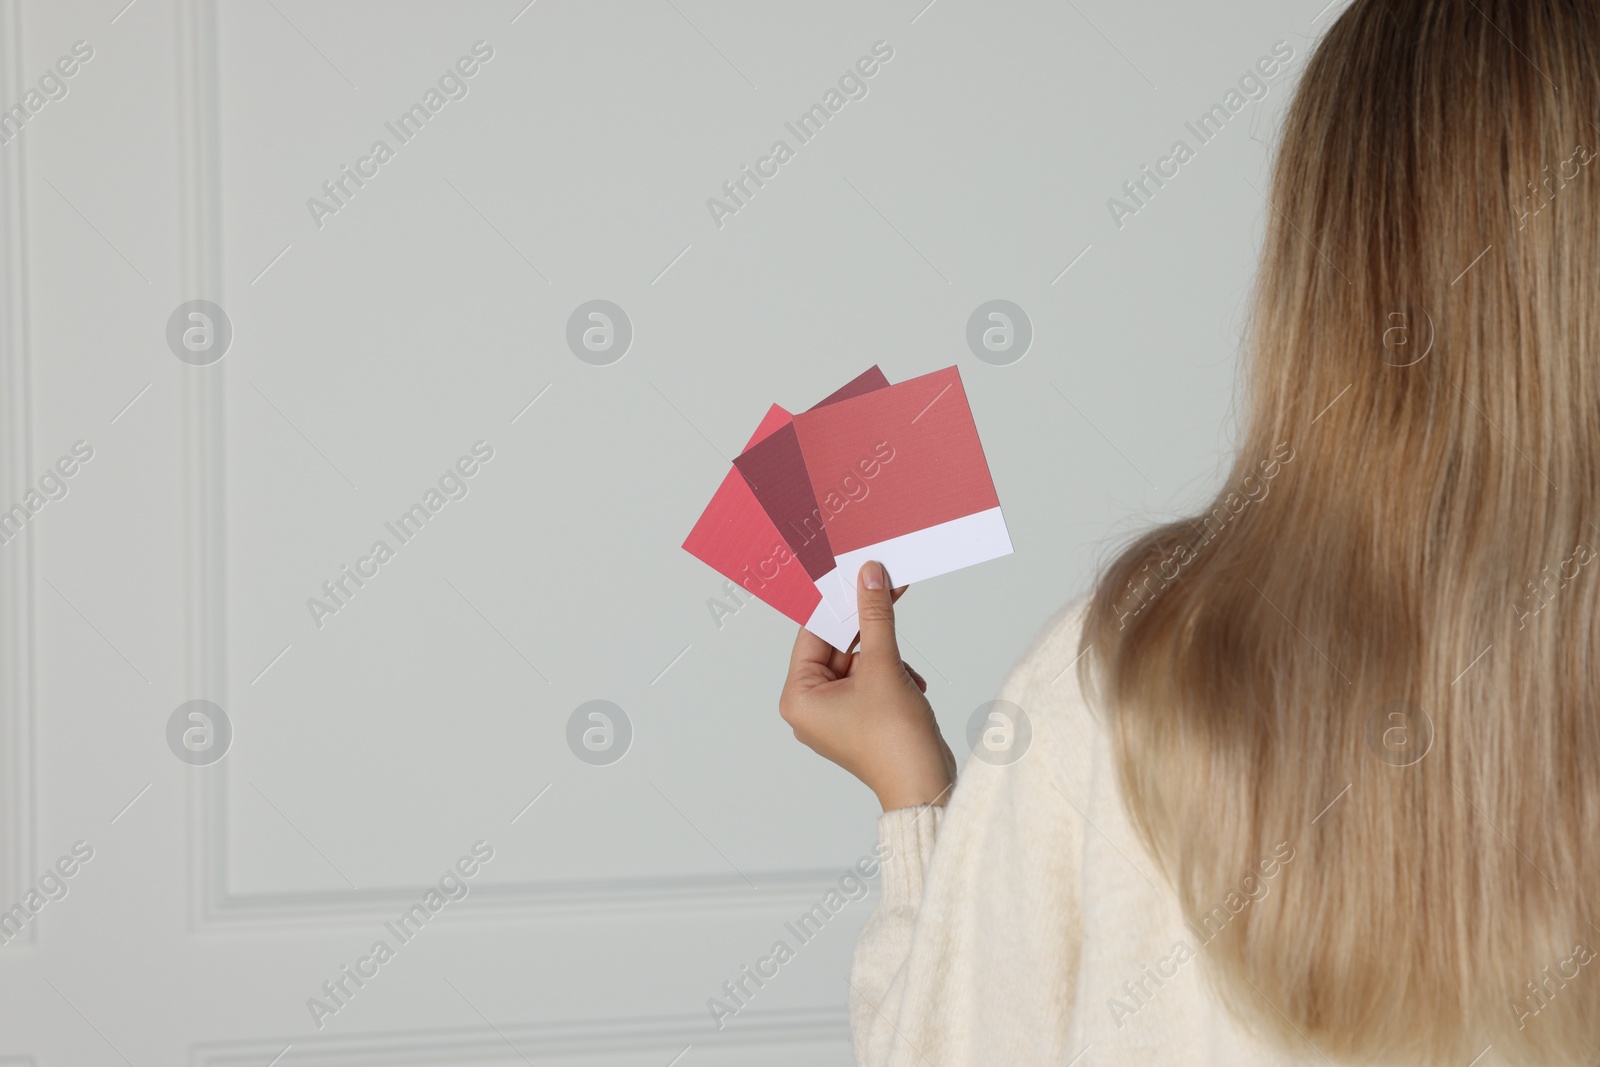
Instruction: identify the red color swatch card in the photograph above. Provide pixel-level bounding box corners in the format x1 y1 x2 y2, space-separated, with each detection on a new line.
794 365 1013 629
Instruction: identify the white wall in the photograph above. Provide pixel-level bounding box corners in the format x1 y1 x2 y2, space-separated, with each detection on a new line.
0 0 1331 1061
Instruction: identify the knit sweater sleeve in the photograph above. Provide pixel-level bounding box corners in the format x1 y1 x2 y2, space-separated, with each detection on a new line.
849 595 1095 1067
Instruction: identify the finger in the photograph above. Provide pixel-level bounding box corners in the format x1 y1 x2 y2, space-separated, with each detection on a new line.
839 585 907 656
905 663 927 693
786 623 838 685
855 560 903 669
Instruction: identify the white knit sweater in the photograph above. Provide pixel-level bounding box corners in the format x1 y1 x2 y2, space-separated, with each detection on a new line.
849 594 1327 1066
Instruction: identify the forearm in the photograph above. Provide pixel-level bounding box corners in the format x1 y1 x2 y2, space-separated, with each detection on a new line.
850 804 946 1066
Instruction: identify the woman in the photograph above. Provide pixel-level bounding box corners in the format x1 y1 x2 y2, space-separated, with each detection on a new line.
778 2 1600 1064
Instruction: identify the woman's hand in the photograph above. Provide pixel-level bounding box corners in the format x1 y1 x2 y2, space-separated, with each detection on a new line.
779 560 956 811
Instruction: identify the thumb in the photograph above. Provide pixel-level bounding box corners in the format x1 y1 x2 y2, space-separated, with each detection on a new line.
855 561 902 668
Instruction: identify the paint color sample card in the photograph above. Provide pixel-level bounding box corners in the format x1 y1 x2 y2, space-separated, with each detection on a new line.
682 365 1012 651
794 366 1012 625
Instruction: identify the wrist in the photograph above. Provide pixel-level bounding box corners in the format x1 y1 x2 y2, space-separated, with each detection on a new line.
875 769 953 812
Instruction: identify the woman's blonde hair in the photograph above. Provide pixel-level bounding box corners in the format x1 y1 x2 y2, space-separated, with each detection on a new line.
1080 1 1600 1063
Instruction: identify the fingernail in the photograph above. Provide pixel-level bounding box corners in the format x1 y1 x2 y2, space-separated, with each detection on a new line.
862 561 884 589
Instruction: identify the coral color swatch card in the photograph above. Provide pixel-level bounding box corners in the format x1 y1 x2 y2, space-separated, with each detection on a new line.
682 364 1011 651
795 365 1012 626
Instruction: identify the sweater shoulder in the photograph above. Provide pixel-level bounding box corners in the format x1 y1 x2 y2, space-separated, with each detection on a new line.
983 589 1101 808
994 589 1096 715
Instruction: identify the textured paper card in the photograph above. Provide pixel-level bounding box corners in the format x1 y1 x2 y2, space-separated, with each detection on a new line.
791 365 1013 623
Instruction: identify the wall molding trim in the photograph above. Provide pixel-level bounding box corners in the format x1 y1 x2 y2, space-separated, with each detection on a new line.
0 0 39 949
190 1006 850 1066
